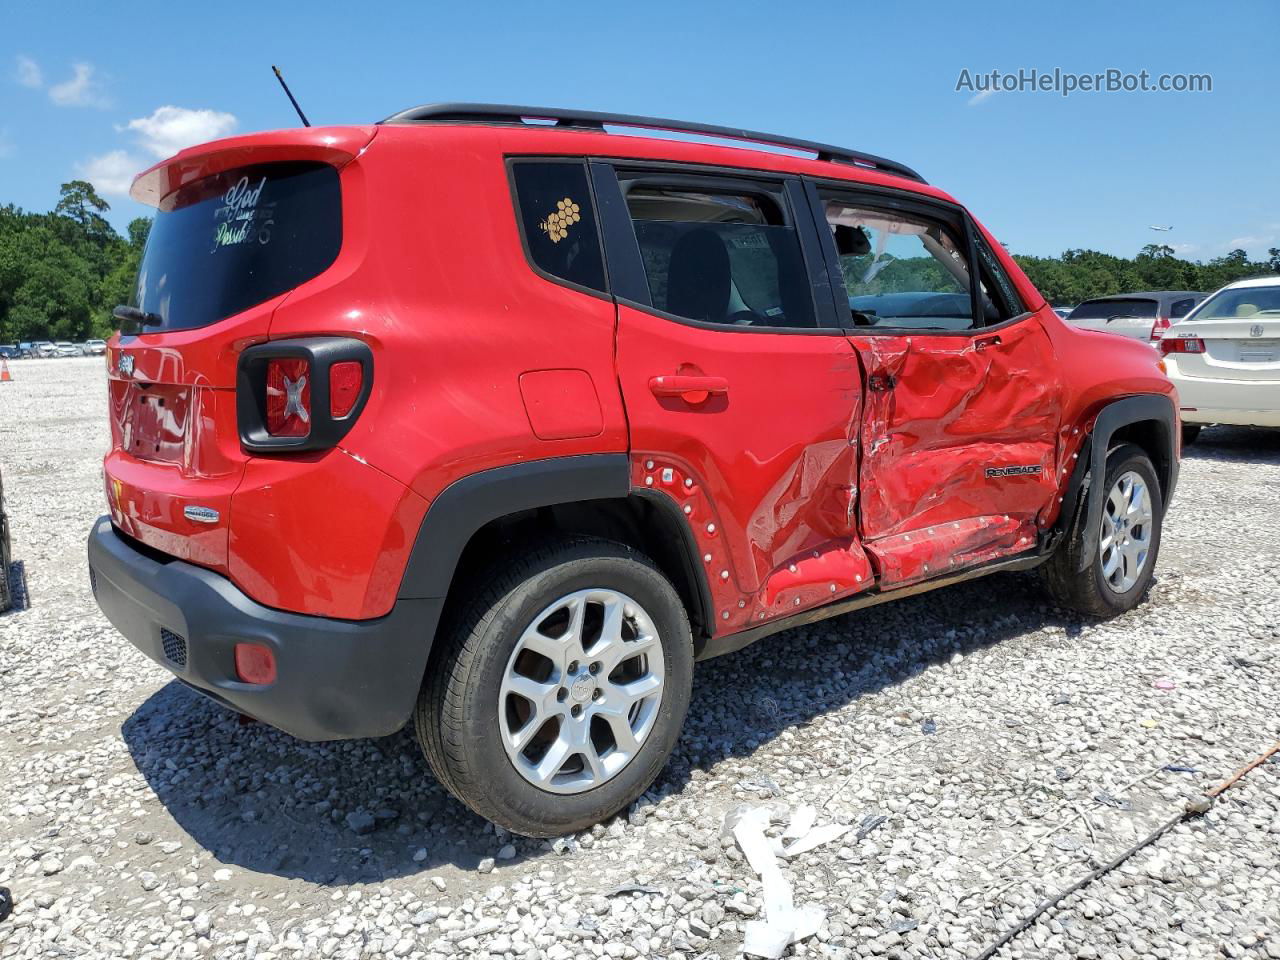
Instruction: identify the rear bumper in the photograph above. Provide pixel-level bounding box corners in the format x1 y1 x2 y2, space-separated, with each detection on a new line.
87 516 440 741
1167 368 1280 428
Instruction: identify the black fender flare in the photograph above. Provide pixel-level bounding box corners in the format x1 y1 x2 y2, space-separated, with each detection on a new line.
396 454 632 600
1073 394 1178 571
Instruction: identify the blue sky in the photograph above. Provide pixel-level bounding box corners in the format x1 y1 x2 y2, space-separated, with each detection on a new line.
2 0 1277 261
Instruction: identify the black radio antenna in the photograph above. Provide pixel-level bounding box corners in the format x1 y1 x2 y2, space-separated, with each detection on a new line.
271 65 311 127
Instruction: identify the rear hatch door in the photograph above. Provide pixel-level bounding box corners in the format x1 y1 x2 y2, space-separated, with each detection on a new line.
106 129 369 571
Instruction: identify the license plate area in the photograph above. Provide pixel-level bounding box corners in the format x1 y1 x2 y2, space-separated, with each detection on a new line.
122 386 190 464
1238 338 1277 363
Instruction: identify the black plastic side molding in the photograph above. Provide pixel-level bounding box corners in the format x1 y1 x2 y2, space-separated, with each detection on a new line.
396 454 632 600
1076 394 1178 571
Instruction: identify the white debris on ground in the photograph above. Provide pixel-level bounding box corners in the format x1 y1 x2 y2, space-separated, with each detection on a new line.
1 357 1278 960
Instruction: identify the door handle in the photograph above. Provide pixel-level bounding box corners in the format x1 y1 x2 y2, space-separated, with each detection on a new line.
648 375 729 400
975 334 1002 351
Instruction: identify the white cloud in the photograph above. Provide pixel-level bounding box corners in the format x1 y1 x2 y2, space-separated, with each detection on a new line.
124 105 237 159
77 150 140 196
15 55 42 88
967 89 999 107
49 62 110 108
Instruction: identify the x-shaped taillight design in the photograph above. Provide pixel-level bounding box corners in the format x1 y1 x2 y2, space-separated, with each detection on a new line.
282 374 311 424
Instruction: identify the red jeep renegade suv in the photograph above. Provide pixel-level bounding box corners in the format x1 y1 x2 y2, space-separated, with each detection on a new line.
88 104 1178 837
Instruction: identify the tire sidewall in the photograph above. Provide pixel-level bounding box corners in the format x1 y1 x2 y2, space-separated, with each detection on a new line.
1089 447 1164 612
457 548 692 835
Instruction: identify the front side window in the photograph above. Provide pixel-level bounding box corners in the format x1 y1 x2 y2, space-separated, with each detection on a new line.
623 182 816 329
132 162 342 332
511 161 607 294
821 197 976 330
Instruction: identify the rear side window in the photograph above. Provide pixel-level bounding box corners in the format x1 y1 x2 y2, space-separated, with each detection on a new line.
1067 298 1157 321
131 162 341 332
1170 297 1198 318
623 183 816 329
511 161 607 294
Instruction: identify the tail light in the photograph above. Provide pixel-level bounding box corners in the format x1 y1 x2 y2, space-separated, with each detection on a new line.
237 337 373 453
1160 336 1206 355
328 361 364 418
1149 316 1170 342
266 358 311 437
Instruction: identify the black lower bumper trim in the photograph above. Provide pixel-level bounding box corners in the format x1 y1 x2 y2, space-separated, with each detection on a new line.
87 517 440 741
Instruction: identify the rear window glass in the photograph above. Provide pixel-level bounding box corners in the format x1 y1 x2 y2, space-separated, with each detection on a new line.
1067 298 1157 321
511 161 607 294
130 162 341 332
1186 286 1280 320
625 185 816 329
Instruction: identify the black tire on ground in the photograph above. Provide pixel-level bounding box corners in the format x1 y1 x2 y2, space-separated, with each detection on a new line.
1181 424 1202 447
414 537 694 837
1042 443 1164 618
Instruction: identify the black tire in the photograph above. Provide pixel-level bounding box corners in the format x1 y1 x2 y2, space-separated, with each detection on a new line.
1181 424 1201 447
414 537 693 837
1042 443 1164 618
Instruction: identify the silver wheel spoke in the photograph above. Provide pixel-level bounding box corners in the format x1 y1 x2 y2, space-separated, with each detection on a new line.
1098 470 1155 593
499 587 665 795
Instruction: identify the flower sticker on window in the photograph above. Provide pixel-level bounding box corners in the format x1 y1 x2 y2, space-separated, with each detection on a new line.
540 197 581 244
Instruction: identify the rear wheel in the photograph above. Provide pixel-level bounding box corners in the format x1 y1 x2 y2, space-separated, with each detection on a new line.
1043 443 1164 617
414 538 693 837
1181 424 1201 447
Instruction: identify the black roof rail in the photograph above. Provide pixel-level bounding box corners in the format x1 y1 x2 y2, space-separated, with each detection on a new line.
380 103 925 184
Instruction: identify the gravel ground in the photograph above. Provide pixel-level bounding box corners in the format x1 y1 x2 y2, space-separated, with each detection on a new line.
1 356 1277 960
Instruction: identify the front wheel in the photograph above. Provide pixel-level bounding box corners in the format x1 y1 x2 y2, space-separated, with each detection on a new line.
1042 443 1164 617
414 538 693 837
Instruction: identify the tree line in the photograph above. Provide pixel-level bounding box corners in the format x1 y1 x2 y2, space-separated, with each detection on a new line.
0 181 149 344
1014 244 1280 306
1 181 1279 343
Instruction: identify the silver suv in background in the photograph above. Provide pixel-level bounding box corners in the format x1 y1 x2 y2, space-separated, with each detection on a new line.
1066 290 1205 344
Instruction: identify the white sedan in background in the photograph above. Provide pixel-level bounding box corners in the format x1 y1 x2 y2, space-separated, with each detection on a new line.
1161 276 1280 444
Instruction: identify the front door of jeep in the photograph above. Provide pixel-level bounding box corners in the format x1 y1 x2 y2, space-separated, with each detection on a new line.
594 164 874 636
811 184 1065 588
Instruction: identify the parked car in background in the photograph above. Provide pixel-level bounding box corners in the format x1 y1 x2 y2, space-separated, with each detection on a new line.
53 341 80 358
1067 291 1205 344
87 103 1180 837
1161 277 1280 444
0 345 18 359
32 341 55 358
84 339 108 356
17 342 34 358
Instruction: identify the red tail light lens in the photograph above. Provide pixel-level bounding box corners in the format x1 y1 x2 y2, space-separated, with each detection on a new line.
1160 336 1206 355
1149 316 1170 341
234 643 277 685
329 361 363 418
265 358 311 437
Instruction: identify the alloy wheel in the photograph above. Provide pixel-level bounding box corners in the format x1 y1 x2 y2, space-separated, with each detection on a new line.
1099 470 1153 593
498 588 665 794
